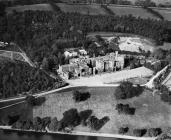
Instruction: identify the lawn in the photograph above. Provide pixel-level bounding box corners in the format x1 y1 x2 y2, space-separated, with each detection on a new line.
33 86 171 136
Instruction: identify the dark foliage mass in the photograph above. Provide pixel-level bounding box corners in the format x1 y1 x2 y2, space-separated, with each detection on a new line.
59 108 81 130
114 81 144 100
8 115 20 126
133 129 147 137
26 96 46 106
87 116 110 131
160 89 171 104
148 128 162 137
79 110 93 126
144 60 168 73
5 108 108 132
0 7 170 72
0 60 62 99
73 90 91 102
118 127 129 134
48 117 58 131
115 103 135 115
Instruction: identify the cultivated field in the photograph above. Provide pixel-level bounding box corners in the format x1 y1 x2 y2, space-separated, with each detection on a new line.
57 3 107 15
125 0 171 5
108 5 158 19
6 3 108 15
33 86 171 136
6 4 53 14
6 3 168 20
153 8 171 21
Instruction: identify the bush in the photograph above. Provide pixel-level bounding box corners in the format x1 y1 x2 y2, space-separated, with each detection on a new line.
73 91 91 102
12 120 23 129
115 81 144 100
79 110 93 126
48 117 58 131
116 104 135 115
60 108 80 130
34 97 46 106
87 116 110 131
8 115 20 125
148 128 162 137
33 117 43 131
133 129 147 137
119 127 129 134
26 96 46 106
22 120 34 130
12 119 34 130
42 117 51 130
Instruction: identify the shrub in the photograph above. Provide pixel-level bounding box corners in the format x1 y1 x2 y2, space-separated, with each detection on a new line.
8 115 20 125
42 117 51 130
33 117 43 131
48 117 58 131
12 120 23 129
73 91 91 102
133 129 147 137
26 96 46 106
79 110 93 126
148 128 162 137
115 81 143 100
26 95 35 106
116 104 135 115
22 120 34 130
119 127 129 134
87 116 110 131
60 108 80 130
34 97 46 106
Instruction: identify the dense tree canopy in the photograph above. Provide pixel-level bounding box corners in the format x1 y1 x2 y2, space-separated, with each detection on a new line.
0 59 63 98
0 8 170 72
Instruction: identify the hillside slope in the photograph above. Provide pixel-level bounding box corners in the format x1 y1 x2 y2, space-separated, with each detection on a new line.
6 3 163 19
0 59 64 99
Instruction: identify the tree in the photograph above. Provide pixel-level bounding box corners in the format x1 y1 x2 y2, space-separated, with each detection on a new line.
79 110 93 126
87 116 110 131
48 117 58 131
148 128 162 137
73 90 91 102
114 81 144 100
133 129 147 137
119 127 129 134
60 108 80 130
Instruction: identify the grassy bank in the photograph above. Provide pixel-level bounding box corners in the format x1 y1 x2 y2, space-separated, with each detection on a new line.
33 86 171 137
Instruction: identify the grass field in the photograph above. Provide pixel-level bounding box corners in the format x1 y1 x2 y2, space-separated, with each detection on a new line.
6 3 167 20
152 8 171 21
33 86 171 136
108 5 158 19
6 4 53 14
122 0 171 5
6 3 108 15
57 3 108 15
